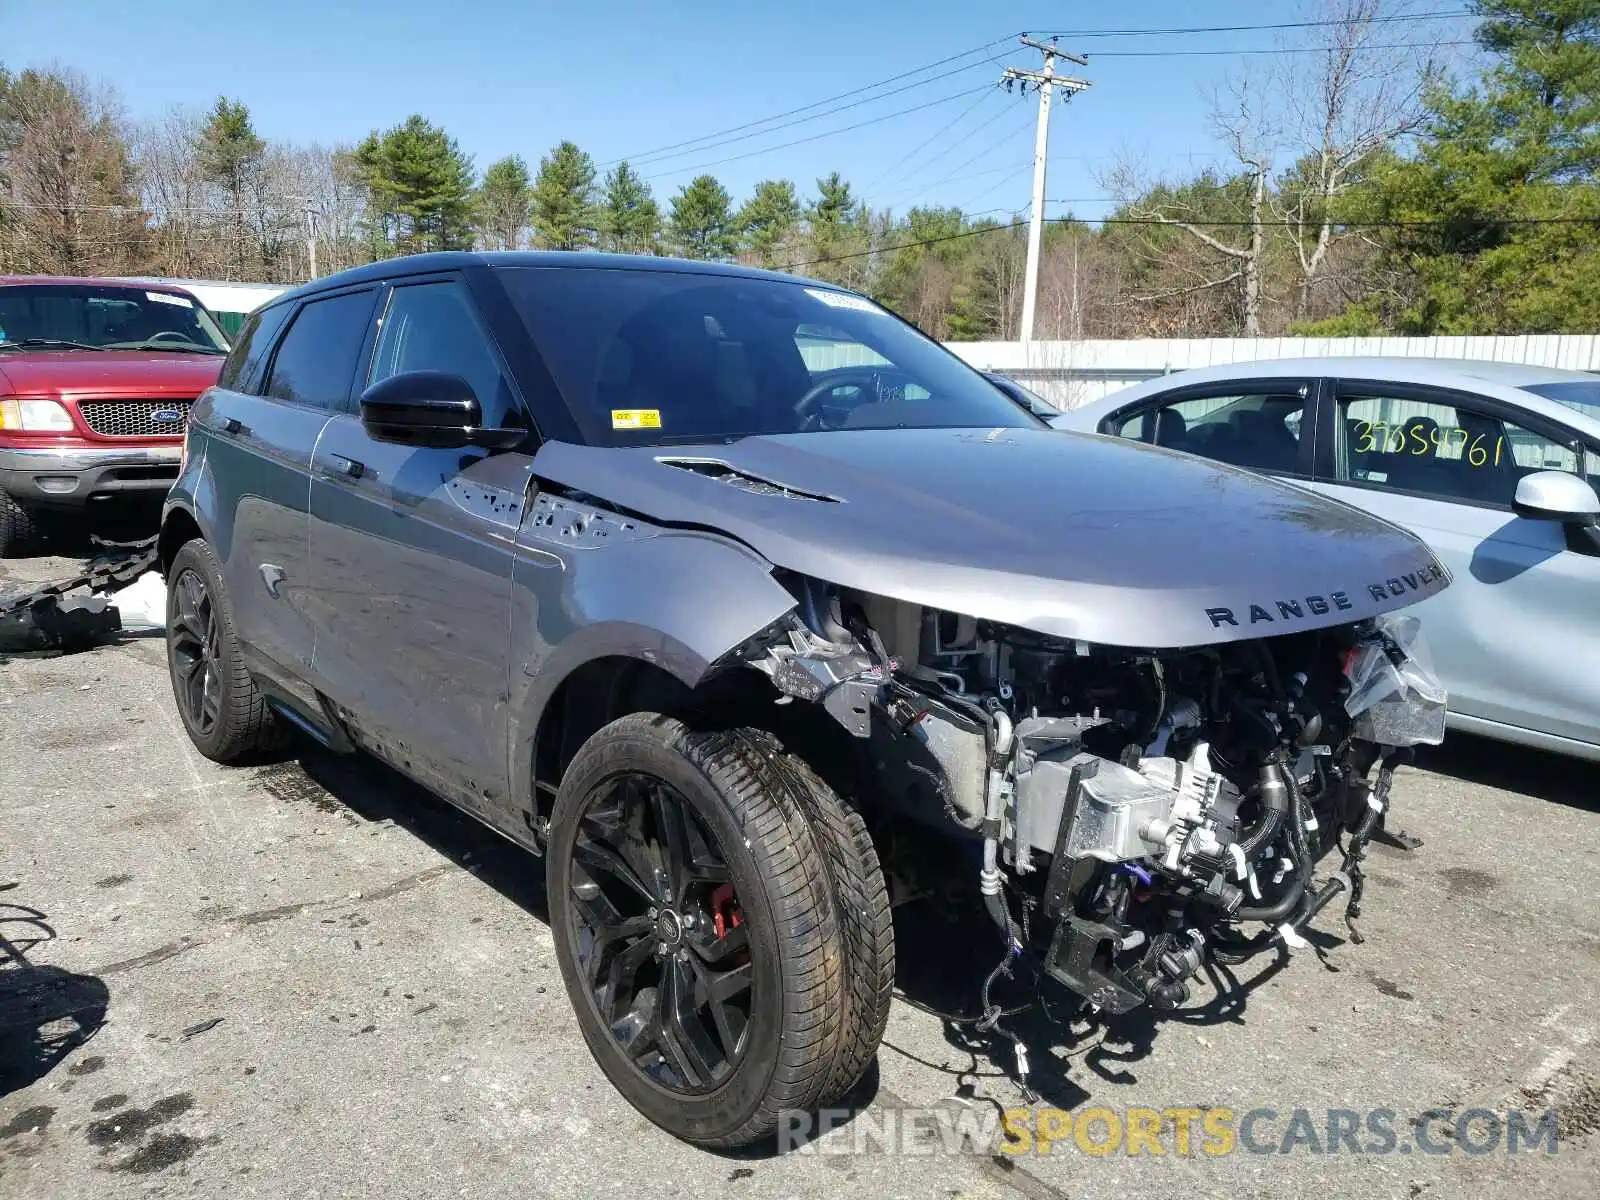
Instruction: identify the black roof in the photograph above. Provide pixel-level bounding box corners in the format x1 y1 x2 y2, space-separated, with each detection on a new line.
267 251 832 309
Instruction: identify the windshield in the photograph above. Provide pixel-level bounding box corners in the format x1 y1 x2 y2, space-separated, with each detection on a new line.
501 266 1040 446
0 283 229 354
1524 380 1600 423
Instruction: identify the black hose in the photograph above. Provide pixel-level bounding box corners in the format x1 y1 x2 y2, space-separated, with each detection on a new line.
984 889 1014 942
1233 863 1308 924
1233 761 1290 860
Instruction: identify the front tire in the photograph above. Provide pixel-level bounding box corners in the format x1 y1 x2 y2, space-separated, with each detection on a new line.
547 713 848 1148
165 538 277 763
0 491 40 558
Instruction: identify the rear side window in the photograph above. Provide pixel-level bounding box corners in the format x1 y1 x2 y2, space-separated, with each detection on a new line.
1113 388 1309 474
263 290 376 411
217 303 291 394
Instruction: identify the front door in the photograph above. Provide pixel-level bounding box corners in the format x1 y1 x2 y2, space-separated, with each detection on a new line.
307 276 535 818
1308 381 1600 747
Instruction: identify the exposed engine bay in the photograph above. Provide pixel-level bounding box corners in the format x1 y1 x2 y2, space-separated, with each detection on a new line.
749 573 1445 1077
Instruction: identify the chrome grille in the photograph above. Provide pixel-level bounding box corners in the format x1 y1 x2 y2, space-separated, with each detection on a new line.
77 400 191 438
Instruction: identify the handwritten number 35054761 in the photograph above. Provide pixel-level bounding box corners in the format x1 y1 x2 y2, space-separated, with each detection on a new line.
1352 419 1505 467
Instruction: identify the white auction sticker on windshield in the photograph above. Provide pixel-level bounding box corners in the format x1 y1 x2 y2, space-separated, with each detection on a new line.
804 287 883 315
146 291 193 307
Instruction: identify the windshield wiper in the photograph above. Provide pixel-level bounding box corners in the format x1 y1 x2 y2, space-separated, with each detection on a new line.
0 338 108 352
102 340 225 355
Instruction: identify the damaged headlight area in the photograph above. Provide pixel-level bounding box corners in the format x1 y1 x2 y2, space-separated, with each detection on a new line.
748 576 1444 1035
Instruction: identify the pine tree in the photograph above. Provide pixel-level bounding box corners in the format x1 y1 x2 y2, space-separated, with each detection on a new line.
1349 0 1600 332
530 140 598 250
805 172 868 283
599 161 661 253
669 175 735 259
476 155 532 250
352 115 475 255
197 97 265 277
735 179 800 267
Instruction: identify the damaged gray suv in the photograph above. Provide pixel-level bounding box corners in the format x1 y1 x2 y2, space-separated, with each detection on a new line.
160 252 1450 1148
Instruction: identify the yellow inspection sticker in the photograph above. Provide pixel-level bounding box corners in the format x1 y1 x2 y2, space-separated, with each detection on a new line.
611 408 662 430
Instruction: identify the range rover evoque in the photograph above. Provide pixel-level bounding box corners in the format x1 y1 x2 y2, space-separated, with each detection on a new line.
160 252 1449 1148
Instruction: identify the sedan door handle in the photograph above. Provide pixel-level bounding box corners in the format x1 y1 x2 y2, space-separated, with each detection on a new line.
329 454 366 480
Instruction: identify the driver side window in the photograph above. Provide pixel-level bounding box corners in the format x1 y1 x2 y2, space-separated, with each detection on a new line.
370 281 524 429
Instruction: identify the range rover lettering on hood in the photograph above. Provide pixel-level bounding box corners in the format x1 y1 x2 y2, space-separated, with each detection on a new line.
1205 561 1448 629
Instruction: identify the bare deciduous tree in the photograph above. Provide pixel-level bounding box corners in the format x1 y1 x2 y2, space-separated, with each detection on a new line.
1271 0 1433 320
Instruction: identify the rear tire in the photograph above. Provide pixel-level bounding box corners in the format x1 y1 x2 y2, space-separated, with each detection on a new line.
547 713 847 1148
0 491 40 558
165 538 277 763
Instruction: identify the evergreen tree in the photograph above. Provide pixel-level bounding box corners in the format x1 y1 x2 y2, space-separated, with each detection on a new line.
599 160 661 253
352 115 475 254
735 179 800 267
805 172 869 283
197 97 265 276
476 155 532 250
530 140 598 250
669 174 735 259
1345 0 1600 332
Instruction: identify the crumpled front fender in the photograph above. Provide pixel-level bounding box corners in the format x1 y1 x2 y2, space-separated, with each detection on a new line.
504 497 798 821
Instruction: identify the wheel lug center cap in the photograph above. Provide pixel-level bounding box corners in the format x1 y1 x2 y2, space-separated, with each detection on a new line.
655 909 683 946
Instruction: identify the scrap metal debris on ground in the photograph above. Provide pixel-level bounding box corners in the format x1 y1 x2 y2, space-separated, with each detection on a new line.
0 537 160 655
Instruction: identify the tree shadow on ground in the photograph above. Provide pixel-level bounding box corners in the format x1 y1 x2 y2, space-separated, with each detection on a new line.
0 895 110 1097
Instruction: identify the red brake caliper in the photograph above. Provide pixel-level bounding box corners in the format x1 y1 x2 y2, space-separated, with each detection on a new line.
710 883 743 940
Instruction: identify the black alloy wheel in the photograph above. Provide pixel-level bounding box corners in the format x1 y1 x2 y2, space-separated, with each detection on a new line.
164 538 276 762
566 772 755 1093
169 566 222 737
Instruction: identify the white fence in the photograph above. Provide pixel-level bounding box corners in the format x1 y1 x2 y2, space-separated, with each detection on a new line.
943 336 1600 410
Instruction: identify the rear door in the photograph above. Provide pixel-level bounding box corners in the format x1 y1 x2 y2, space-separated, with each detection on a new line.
1306 379 1600 746
1097 377 1320 481
306 273 536 818
199 288 375 699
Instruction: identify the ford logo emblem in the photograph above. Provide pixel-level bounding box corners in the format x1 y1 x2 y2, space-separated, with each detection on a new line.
151 409 185 424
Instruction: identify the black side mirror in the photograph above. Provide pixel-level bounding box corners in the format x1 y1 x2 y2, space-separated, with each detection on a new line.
360 371 526 450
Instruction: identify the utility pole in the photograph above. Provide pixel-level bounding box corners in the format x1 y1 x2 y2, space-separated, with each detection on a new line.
301 200 320 281
1003 36 1090 343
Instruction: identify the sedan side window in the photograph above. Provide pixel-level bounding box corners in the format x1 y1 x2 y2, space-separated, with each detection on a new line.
369 281 524 430
264 290 376 411
1336 392 1583 507
1113 389 1308 473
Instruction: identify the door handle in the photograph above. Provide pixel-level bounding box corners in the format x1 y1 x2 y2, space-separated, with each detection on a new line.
329 454 366 480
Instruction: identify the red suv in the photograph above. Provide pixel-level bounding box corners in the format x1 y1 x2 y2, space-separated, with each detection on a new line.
0 277 230 555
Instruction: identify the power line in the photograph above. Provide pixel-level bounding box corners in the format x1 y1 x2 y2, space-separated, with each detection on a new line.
638 84 996 182
600 37 1015 168
861 97 1026 206
777 214 1600 271
618 54 1010 172
1028 9 1474 39
1089 38 1478 58
864 87 1002 194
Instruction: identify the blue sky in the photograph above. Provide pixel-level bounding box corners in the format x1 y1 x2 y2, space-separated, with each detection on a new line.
4 1 1478 220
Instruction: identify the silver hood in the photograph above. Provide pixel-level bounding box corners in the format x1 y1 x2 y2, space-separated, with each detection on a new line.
530 426 1450 648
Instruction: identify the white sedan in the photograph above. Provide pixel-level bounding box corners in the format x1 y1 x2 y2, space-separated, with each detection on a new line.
1053 357 1600 761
